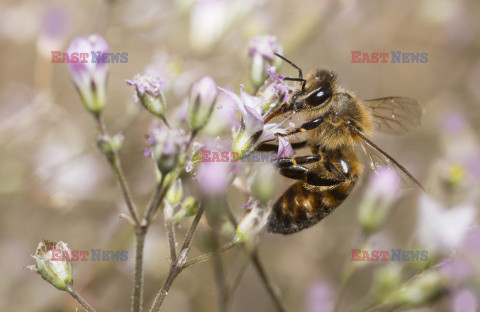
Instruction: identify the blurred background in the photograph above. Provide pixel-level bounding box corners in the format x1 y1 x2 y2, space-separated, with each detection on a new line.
1 0 479 311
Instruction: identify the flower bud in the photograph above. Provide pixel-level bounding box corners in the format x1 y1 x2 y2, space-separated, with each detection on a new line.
256 66 292 115
126 75 167 120
174 196 200 222
247 35 283 89
372 263 402 300
188 76 217 132
164 201 174 222
251 166 276 205
166 179 183 206
29 240 73 291
234 203 270 243
66 35 109 116
358 167 400 234
145 124 189 176
96 133 124 155
382 271 448 309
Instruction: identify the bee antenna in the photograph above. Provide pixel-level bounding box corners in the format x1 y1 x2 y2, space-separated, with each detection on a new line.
274 52 306 91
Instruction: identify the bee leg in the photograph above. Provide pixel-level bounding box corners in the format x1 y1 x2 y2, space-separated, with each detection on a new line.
277 117 324 137
276 157 346 187
256 140 308 152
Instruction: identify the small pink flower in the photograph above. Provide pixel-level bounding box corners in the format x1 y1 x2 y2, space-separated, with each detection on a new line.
277 136 293 158
218 86 291 160
66 35 109 115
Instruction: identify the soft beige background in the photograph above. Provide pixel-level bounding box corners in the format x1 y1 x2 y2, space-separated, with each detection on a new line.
0 0 479 311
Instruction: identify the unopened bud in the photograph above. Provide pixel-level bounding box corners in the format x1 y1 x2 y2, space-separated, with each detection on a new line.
383 271 448 309
188 76 217 132
251 166 276 205
166 179 183 206
29 240 73 291
126 75 166 119
66 35 109 116
373 263 402 300
164 201 174 222
247 35 283 89
358 167 400 234
97 133 124 155
174 196 199 222
234 203 270 243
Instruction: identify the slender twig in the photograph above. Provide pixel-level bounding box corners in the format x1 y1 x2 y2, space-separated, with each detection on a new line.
227 256 250 298
93 114 147 312
95 115 141 228
149 204 207 312
251 251 288 312
183 241 237 268
165 216 177 263
224 204 288 312
132 231 146 312
66 285 97 312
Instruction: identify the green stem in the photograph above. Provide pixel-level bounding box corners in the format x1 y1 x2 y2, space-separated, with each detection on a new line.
132 230 146 312
66 285 97 312
183 241 237 268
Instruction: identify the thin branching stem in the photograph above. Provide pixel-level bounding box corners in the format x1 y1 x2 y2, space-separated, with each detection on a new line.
149 204 206 312
66 285 97 312
183 241 237 268
224 204 288 312
95 115 141 228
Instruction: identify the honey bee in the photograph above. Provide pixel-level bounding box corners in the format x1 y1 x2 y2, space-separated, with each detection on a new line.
258 53 424 235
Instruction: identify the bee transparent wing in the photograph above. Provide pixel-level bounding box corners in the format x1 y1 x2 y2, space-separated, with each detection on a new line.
362 97 423 135
353 128 425 191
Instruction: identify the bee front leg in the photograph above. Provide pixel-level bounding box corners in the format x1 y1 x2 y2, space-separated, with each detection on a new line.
276 117 324 137
276 156 346 187
256 140 308 152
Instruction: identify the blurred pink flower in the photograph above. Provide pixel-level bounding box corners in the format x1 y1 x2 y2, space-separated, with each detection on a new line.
197 162 231 196
368 166 400 202
306 281 334 312
188 76 218 132
440 257 474 285
442 110 466 134
451 289 478 312
416 194 476 252
248 35 283 60
357 167 400 233
463 228 480 254
41 6 68 40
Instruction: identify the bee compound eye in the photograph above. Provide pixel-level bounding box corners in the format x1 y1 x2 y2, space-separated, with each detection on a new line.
307 84 332 107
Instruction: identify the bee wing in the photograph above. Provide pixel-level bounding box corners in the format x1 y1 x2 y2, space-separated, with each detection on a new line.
362 97 423 135
353 128 426 191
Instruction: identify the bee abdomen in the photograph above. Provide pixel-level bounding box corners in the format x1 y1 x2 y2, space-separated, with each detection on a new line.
268 178 357 235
